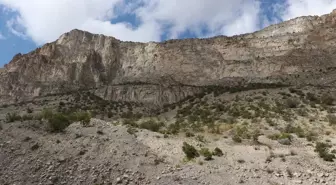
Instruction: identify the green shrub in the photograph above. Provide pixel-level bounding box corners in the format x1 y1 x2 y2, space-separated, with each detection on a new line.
42 108 53 120
140 120 164 132
306 131 317 141
123 119 138 127
285 98 300 108
77 112 91 127
167 122 180 135
199 148 213 161
182 142 199 159
321 94 334 105
213 147 224 157
47 113 71 133
5 112 21 123
315 142 335 162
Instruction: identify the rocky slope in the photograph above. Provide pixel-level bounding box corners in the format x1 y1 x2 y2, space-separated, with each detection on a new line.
3 10 336 105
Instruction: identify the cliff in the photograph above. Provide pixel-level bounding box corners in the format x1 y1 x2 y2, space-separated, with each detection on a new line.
3 10 336 105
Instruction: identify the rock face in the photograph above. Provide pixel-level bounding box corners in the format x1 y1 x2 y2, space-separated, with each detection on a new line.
3 10 336 105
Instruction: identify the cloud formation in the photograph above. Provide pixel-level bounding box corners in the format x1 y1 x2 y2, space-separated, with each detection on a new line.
1 0 336 45
0 32 5 39
281 0 336 20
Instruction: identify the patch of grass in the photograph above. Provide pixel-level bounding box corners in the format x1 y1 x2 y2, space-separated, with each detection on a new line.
182 142 199 159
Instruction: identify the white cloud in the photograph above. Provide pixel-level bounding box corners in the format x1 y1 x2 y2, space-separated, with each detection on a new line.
0 0 269 44
0 32 5 39
279 0 336 21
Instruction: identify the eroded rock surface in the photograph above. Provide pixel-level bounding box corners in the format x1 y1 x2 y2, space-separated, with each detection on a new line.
3 10 336 105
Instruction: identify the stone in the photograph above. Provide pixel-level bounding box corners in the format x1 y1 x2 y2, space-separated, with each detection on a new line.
58 156 66 163
293 180 303 184
116 177 122 184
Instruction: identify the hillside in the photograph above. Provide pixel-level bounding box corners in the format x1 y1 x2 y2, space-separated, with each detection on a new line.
1 9 336 185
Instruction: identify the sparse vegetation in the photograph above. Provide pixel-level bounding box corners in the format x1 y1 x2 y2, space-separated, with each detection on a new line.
199 148 213 161
5 112 21 123
314 142 335 162
213 147 224 157
327 114 336 125
140 120 164 132
182 142 199 159
47 113 71 133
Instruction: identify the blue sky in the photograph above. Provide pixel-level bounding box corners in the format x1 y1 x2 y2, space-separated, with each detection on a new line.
0 0 336 67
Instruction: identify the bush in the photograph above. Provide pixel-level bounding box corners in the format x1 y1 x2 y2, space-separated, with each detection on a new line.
26 107 33 114
327 114 336 125
5 112 21 123
285 98 300 108
315 142 335 162
306 131 317 141
42 108 53 120
213 147 224 157
199 148 213 161
195 135 206 143
321 94 334 105
140 120 164 132
123 119 138 127
306 92 318 102
21 114 34 121
252 129 261 143
167 122 180 134
185 132 195 137
182 142 199 159
232 134 242 143
77 112 91 127
107 111 113 118
47 113 71 133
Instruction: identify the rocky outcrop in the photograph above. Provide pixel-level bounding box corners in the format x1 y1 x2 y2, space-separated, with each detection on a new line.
3 10 336 105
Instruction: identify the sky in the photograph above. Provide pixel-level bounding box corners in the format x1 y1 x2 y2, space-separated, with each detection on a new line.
1 0 336 66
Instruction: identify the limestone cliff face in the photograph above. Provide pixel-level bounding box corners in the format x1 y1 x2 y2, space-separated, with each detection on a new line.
3 10 336 105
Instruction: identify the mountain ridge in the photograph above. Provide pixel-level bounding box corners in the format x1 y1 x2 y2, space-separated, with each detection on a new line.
2 10 336 106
